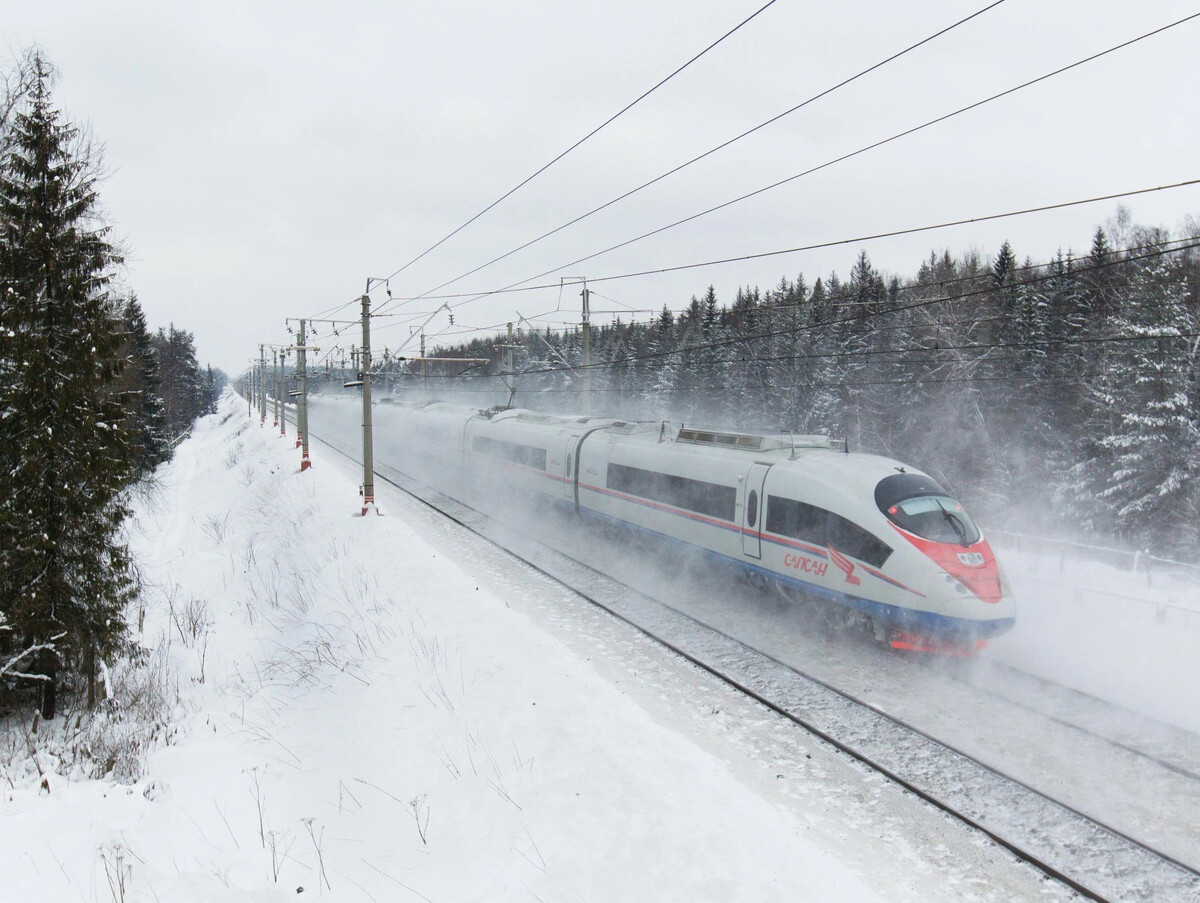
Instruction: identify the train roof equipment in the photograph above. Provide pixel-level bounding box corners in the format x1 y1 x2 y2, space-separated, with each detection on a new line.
674 426 833 454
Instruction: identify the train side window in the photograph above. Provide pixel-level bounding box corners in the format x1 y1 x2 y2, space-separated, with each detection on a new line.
747 490 758 528
768 497 891 566
827 513 892 568
607 463 736 521
766 496 825 545
472 436 547 470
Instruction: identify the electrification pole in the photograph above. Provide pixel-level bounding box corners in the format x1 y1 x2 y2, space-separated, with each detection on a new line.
507 322 515 375
278 349 286 439
360 293 376 515
297 319 311 470
272 349 280 429
580 279 591 414
259 345 266 425
506 322 515 405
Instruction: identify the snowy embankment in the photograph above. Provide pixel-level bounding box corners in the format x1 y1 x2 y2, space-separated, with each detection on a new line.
3 394 899 901
988 540 1200 735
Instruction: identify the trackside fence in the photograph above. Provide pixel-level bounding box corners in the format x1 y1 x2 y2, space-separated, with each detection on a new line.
990 529 1200 631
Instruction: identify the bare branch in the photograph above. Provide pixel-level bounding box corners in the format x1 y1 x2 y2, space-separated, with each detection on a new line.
0 632 65 681
0 46 40 157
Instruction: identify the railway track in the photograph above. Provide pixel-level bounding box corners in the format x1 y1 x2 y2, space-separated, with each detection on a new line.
296 412 1200 902
948 657 1200 784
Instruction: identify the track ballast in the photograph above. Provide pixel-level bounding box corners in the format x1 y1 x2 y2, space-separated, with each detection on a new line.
305 415 1200 903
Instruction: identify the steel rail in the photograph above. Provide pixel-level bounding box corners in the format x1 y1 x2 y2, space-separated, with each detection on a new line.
938 657 1200 785
283 404 1200 902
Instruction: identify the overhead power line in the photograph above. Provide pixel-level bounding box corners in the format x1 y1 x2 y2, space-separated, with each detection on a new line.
390 276 1195 367
327 186 1200 356
426 237 1200 378
393 318 1200 394
338 237 1195 391
570 180 1200 290
374 242 1197 344
374 0 781 291
404 0 1009 306
376 365 1186 396
426 11 1200 311
367 177 1198 305
360 189 1199 347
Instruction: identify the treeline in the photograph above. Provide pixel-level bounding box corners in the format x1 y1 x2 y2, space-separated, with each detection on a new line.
426 214 1200 557
0 53 223 719
115 302 225 475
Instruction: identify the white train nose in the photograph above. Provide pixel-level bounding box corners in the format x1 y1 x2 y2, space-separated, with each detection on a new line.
936 589 1016 632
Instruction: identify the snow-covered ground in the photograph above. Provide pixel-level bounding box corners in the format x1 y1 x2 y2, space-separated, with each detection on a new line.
987 540 1200 735
311 391 1200 738
3 392 1189 901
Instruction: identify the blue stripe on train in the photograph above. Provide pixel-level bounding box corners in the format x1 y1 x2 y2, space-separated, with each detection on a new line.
564 499 1014 641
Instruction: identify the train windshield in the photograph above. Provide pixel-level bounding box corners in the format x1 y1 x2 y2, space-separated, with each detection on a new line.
875 473 981 546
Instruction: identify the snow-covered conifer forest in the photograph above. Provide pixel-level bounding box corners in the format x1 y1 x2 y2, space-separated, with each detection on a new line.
416 229 1200 558
0 53 223 723
2 29 1200 901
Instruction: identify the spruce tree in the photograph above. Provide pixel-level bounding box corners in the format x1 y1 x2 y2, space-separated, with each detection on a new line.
973 240 1028 505
804 277 840 435
201 365 224 415
0 57 137 717
1038 250 1087 498
115 295 170 476
1091 240 1199 551
700 285 718 338
777 274 810 431
845 251 889 451
1063 230 1125 531
153 323 203 438
646 305 679 417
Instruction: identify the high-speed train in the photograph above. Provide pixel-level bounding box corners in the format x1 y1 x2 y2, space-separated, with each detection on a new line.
381 402 1015 652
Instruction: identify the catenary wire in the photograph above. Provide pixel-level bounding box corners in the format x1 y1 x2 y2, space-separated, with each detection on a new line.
320 246 1196 393
371 0 782 290
405 238 1200 378
391 325 1200 386
396 0 1010 309
370 177 1200 305
342 231 1199 355
372 369 1178 395
414 13 1200 312
300 1 781 326
428 234 1200 335
302 208 1198 364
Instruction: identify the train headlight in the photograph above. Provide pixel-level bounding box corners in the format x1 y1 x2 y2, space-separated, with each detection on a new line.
942 572 970 595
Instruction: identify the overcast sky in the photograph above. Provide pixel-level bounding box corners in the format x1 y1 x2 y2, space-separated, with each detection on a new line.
6 0 1199 374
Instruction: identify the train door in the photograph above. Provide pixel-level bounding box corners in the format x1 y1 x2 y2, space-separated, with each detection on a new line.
562 435 580 504
742 463 770 558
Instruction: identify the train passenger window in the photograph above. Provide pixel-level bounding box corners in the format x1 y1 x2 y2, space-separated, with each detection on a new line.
606 463 736 521
767 496 891 568
766 496 826 545
471 436 547 470
746 490 758 528
827 513 892 568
